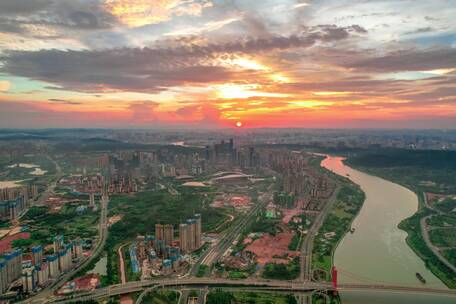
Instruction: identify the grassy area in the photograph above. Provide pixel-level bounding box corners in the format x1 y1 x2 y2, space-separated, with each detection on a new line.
311 182 365 276
228 270 248 279
207 290 297 304
141 290 179 304
288 233 300 251
250 217 279 235
195 264 209 277
262 257 300 280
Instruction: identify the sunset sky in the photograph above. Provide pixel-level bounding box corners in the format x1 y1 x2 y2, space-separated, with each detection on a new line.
0 0 455 129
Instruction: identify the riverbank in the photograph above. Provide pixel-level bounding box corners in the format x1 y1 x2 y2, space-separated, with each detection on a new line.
311 177 365 278
344 161 456 288
323 156 446 288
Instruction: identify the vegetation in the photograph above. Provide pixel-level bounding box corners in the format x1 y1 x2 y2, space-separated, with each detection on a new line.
104 188 227 284
345 149 456 194
250 217 279 236
19 204 99 247
262 258 300 280
196 265 209 277
0 154 56 180
312 182 365 275
429 228 456 248
207 290 297 304
141 290 179 304
398 200 456 288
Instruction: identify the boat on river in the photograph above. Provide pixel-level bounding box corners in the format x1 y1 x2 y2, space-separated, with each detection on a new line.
416 272 426 284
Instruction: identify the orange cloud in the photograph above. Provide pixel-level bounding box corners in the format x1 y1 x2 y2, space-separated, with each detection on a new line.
104 0 212 27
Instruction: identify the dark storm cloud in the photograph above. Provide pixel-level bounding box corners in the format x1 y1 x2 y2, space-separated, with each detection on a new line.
0 25 362 93
346 48 456 72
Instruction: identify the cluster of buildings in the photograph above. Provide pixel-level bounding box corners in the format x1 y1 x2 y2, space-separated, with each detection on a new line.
204 139 259 170
178 214 202 253
129 215 202 278
60 173 139 196
0 185 39 220
264 150 335 210
0 235 84 295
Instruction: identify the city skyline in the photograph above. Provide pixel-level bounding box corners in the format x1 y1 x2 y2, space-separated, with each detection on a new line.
0 0 455 129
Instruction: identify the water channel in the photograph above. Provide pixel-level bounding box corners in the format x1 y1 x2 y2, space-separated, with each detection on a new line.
321 156 454 303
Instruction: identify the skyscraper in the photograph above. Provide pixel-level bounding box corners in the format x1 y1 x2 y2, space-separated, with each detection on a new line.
187 219 196 251
163 224 174 246
53 235 64 254
89 193 95 208
179 223 189 253
31 245 43 266
194 214 202 248
155 224 164 241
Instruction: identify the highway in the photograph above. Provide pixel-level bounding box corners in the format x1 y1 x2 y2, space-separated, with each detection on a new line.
300 185 340 281
191 191 271 274
47 277 456 303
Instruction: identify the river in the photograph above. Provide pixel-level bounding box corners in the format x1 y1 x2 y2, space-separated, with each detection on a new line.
321 156 453 304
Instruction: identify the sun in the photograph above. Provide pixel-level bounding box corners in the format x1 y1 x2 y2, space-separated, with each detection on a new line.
236 121 243 128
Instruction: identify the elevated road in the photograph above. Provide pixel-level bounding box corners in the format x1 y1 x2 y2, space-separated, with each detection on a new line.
48 278 456 303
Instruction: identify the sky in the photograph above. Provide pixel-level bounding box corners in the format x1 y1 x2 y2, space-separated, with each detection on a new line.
0 0 455 129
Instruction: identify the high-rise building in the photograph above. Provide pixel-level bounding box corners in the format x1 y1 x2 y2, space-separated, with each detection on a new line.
31 245 43 266
194 214 202 248
89 193 95 208
35 263 49 286
57 246 72 273
186 219 196 251
136 235 146 261
71 238 83 260
46 255 60 278
163 224 174 246
4 249 22 287
179 223 189 253
0 260 7 294
21 267 36 293
53 235 64 254
155 224 164 241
